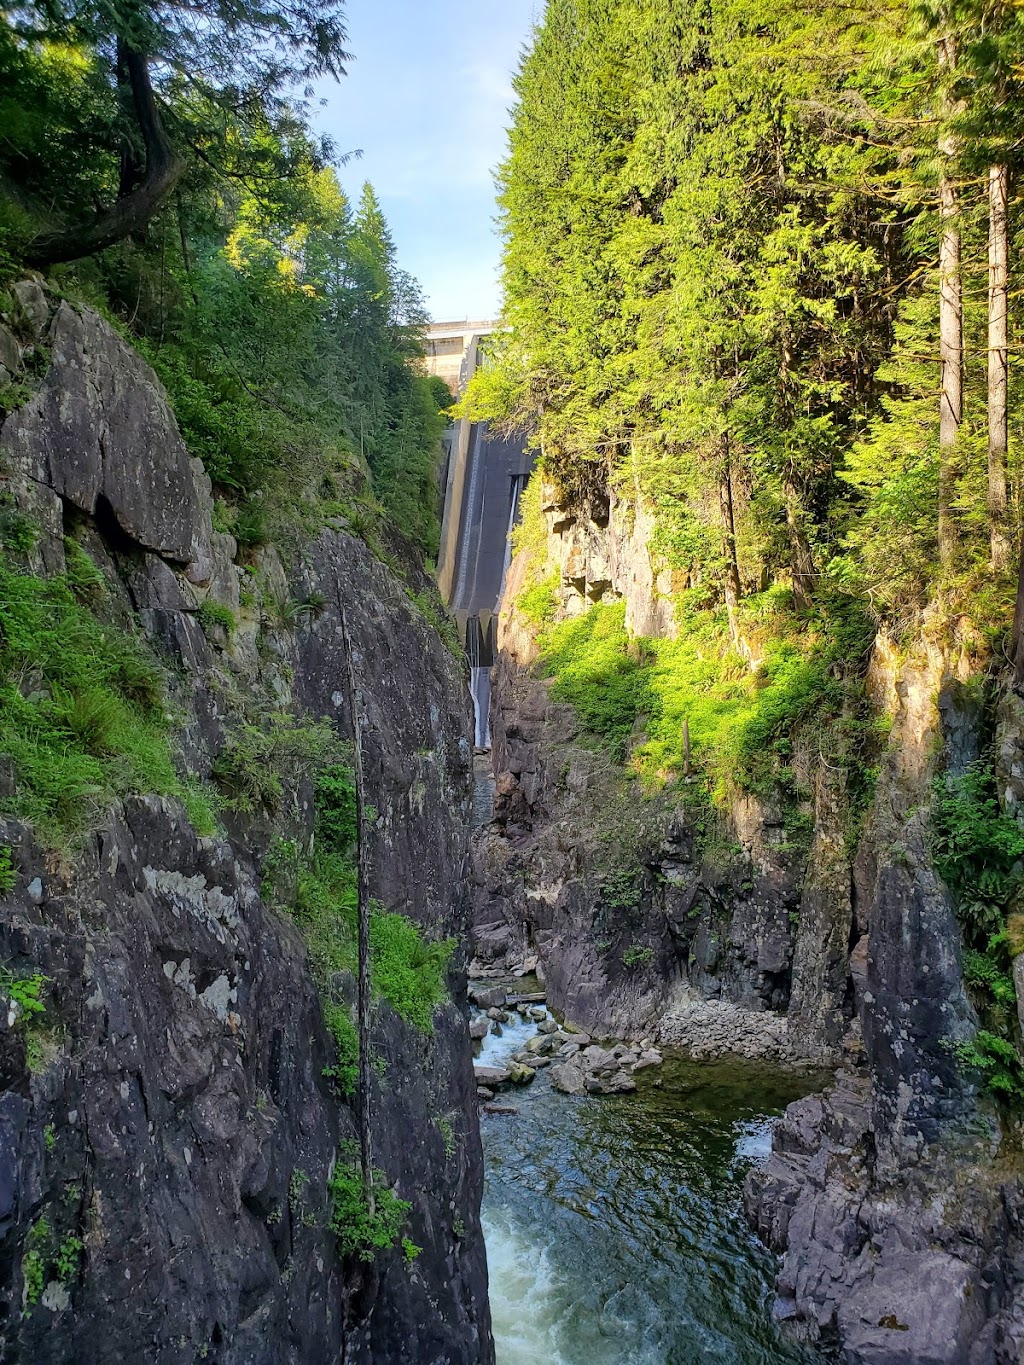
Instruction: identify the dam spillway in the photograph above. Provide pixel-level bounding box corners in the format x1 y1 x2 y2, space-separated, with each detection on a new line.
426 321 534 747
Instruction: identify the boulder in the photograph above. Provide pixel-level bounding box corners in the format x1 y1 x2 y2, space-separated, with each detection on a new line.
633 1049 663 1071
550 1062 587 1096
474 1065 510 1086
470 985 507 1009
524 1034 555 1056
505 1062 536 1086
469 1017 489 1040
585 1071 636 1096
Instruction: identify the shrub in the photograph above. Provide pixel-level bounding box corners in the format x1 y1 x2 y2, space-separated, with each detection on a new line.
622 944 654 968
328 1150 410 1262
601 868 643 911
62 539 105 600
212 715 347 815
197 598 236 636
518 571 559 627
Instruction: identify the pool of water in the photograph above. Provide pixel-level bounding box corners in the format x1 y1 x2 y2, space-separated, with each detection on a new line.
479 1013 827 1365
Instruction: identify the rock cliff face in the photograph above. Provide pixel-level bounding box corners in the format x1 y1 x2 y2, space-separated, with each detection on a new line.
0 285 493 1363
474 479 1024 1362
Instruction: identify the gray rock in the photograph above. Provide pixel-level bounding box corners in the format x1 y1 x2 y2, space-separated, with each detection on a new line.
1 301 213 572
471 985 507 1009
632 1049 662 1071
524 1033 555 1056
585 1071 636 1096
469 1017 489 1040
474 1065 510 1086
550 1062 587 1096
0 323 21 375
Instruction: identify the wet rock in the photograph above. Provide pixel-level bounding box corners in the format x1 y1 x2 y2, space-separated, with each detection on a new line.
524 1034 555 1056
550 1062 587 1096
505 1063 536 1086
474 1065 511 1087
469 1017 489 1040
538 1018 559 1034
585 1071 636 1096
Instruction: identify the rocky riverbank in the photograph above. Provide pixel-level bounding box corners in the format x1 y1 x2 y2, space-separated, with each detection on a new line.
469 985 663 1101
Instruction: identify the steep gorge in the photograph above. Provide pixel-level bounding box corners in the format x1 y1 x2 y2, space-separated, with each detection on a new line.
0 282 493 1363
471 479 1024 1362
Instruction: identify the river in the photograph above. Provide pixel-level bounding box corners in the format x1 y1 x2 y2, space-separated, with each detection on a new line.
476 1005 827 1365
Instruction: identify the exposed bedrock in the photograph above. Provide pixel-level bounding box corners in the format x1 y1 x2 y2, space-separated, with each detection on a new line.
0 288 493 1363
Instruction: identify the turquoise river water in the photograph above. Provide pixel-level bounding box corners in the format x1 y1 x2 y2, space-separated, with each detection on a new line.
478 1008 828 1365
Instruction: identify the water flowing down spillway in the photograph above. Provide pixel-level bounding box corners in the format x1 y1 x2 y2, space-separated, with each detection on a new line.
475 1006 827 1365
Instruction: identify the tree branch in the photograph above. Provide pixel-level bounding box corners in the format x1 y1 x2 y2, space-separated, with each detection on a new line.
25 48 185 267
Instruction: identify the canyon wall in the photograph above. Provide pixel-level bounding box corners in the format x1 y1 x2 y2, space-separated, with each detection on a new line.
0 284 493 1363
473 479 1024 1363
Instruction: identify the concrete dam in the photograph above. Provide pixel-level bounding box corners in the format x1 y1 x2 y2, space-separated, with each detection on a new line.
425 321 534 747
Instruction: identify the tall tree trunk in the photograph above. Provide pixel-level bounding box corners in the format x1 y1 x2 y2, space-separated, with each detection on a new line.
339 601 374 1212
989 162 1010 571
937 34 963 566
719 436 742 642
784 475 816 611
25 47 184 267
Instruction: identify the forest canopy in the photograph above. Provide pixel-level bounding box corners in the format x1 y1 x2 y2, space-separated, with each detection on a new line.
466 0 1024 644
0 0 449 553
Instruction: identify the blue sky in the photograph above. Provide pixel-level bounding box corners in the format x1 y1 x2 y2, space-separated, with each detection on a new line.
312 0 540 323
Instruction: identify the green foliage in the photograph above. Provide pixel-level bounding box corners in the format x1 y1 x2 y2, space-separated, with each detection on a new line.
262 754 452 1098
0 507 38 554
369 913 453 1035
622 944 654 968
952 1031 1024 1106
197 599 236 637
21 1217 81 1306
537 596 874 809
406 588 461 657
935 762 1024 1106
328 1151 410 1262
436 1116 456 1158
601 868 644 911
933 764 1024 938
540 604 653 761
466 0 1024 647
518 572 560 628
0 0 445 564
212 715 347 816
322 1002 358 1096
0 847 15 895
62 539 105 600
402 1236 422 1264
0 554 186 844
1 969 48 1022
